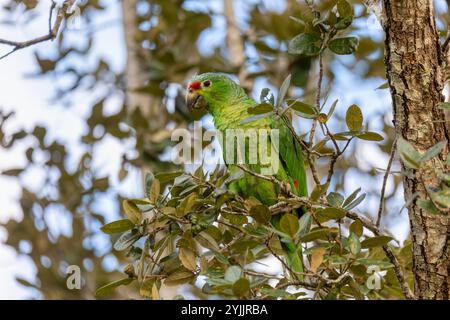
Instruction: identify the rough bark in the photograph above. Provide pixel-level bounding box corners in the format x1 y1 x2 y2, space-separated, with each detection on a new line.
382 0 450 299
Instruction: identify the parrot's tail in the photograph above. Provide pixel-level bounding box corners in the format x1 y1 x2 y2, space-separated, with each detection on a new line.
283 242 304 279
271 207 305 280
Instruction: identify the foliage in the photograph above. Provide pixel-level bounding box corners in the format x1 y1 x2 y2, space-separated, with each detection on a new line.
4 0 447 300
99 0 416 297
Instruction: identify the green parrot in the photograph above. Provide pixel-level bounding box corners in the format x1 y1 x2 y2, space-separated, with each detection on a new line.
186 72 308 276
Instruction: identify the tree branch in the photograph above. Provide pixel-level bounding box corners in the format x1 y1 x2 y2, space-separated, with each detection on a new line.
0 0 76 60
346 210 415 300
376 137 397 227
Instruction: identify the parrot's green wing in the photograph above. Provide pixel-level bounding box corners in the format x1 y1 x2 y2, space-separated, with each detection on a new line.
269 114 308 277
270 115 308 197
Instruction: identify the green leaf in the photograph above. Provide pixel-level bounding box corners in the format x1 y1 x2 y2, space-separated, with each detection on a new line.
2 168 23 176
437 102 450 110
326 11 338 26
348 232 361 255
329 255 347 266
337 0 353 18
361 236 393 248
397 137 422 169
240 112 274 124
179 248 197 271
375 82 389 90
310 183 329 201
260 88 271 103
122 200 142 224
343 188 361 207
345 104 363 131
279 213 299 237
327 99 339 120
139 278 156 298
320 207 346 220
232 278 250 297
327 192 344 207
289 16 306 25
310 247 326 272
222 212 248 225
421 141 446 163
260 287 289 298
249 205 272 224
100 219 134 234
417 199 441 215
329 37 359 55
357 259 394 269
195 231 220 251
345 193 366 210
177 193 197 217
225 265 243 283
145 172 154 198
155 171 183 184
288 33 322 56
298 213 312 237
286 99 316 116
438 170 450 185
277 74 291 107
149 178 160 203
428 187 450 210
113 230 140 251
300 228 331 242
335 16 353 30
247 103 274 115
95 278 134 298
15 277 38 289
165 269 195 286
350 219 363 237
355 132 384 141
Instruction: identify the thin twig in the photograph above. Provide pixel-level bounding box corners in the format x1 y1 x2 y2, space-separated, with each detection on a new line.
275 111 322 184
236 164 294 196
345 210 415 300
325 137 353 186
266 236 297 278
276 280 319 291
308 52 324 149
382 246 414 300
0 0 76 60
48 1 56 33
376 137 397 227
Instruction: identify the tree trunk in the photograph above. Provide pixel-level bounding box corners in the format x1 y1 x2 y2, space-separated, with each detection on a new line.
382 0 450 299
122 0 153 117
122 0 167 126
121 0 174 299
223 0 252 90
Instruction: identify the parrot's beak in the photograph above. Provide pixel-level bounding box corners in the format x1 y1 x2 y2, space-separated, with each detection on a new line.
186 91 207 111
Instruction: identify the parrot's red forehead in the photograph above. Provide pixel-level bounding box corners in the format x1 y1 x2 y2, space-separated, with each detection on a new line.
188 81 201 91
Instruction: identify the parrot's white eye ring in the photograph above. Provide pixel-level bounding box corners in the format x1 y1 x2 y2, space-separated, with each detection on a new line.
203 80 211 87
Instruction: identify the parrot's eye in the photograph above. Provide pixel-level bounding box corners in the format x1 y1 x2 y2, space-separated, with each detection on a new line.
202 80 211 87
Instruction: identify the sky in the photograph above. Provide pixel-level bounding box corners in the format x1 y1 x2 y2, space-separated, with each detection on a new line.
0 0 437 299
0 0 129 299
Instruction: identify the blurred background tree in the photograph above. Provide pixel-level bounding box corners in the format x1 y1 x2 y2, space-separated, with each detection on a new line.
0 0 448 299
